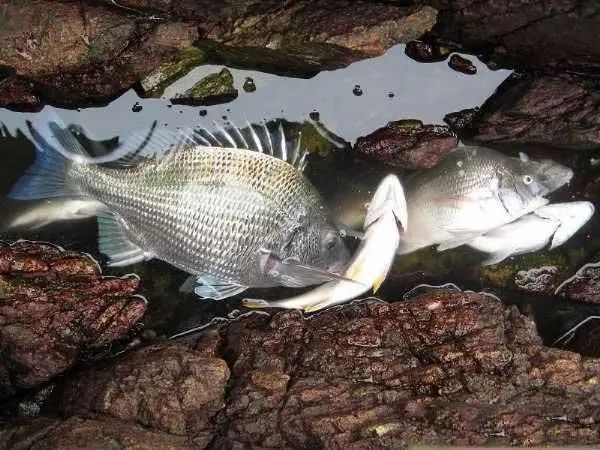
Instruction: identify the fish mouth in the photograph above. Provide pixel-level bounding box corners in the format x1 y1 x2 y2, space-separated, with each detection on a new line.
539 160 574 194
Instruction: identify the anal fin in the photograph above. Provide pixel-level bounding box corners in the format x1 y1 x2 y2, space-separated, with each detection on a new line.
97 212 153 267
180 275 247 300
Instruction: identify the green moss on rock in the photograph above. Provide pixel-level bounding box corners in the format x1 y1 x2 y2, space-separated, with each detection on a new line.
140 46 208 97
172 68 238 106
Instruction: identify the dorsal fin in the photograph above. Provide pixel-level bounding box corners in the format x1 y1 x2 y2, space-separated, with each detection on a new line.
36 115 310 172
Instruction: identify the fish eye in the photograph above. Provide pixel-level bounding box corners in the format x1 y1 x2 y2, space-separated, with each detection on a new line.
523 175 534 185
325 237 337 250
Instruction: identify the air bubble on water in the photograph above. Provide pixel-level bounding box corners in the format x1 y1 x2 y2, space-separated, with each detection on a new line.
131 102 143 112
243 77 256 93
353 85 363 96
309 110 320 121
388 92 395 98
457 160 463 167
167 104 173 108
199 109 207 116
222 115 228 120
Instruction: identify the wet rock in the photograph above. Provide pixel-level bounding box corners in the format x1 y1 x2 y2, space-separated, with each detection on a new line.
405 40 450 62
0 76 40 112
479 251 572 294
217 292 600 447
242 76 256 93
0 0 198 107
140 46 209 97
354 119 458 170
171 68 238 106
61 341 229 441
448 54 477 75
463 73 600 150
443 107 480 136
556 263 600 304
427 0 600 72
1 1 437 108
0 241 146 391
0 416 193 449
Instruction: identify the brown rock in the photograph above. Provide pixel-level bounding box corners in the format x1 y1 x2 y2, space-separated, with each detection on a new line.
354 119 458 170
0 1 437 108
405 40 450 63
0 241 146 391
448 54 477 75
61 341 229 442
464 74 600 149
0 416 193 449
428 0 600 73
556 263 600 304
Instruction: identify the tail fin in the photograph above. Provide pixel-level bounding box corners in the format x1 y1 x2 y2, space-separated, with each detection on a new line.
8 117 78 200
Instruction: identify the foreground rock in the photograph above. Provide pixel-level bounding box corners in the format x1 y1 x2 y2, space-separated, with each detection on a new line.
61 341 229 444
5 289 600 448
0 241 146 394
447 73 600 150
354 119 457 169
0 0 437 108
556 262 600 304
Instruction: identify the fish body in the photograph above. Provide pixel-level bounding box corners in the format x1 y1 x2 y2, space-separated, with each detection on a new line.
468 201 595 265
9 121 349 299
398 146 574 254
243 174 407 312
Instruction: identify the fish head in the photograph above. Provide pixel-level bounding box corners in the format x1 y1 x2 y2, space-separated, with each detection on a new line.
275 213 350 281
507 155 573 198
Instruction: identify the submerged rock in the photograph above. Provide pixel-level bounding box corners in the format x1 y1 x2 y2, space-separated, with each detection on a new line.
0 241 146 392
354 119 458 170
4 291 600 447
451 74 600 149
556 262 600 304
448 54 477 75
171 68 238 106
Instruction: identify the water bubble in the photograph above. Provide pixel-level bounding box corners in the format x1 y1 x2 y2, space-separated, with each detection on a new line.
131 102 142 112
243 77 256 93
199 109 207 117
179 110 183 114
222 115 227 120
353 85 363 96
388 92 395 98
167 104 173 108
309 111 320 121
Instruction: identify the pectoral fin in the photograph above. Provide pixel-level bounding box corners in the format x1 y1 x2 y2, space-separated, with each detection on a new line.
437 233 482 251
480 250 513 266
260 250 362 287
97 213 153 266
180 274 247 300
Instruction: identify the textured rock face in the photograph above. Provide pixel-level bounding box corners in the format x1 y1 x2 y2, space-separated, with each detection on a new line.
61 342 229 443
556 264 600 304
429 0 600 73
447 74 600 150
217 292 600 448
4 290 600 447
0 1 437 108
354 120 458 170
0 241 146 391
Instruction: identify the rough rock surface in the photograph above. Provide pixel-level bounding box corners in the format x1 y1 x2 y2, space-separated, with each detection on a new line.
556 263 600 304
0 0 437 108
404 40 450 63
448 54 476 75
0 416 193 449
171 68 238 105
428 0 600 72
354 119 458 169
4 291 600 447
61 341 229 444
0 241 146 391
448 74 600 150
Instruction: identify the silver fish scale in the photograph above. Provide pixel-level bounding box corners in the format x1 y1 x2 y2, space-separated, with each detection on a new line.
71 147 324 286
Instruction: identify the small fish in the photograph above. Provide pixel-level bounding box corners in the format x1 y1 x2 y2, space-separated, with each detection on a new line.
9 115 350 300
467 201 595 265
397 146 574 254
243 174 407 312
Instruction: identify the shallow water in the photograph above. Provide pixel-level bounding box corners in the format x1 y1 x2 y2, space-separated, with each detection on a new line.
2 44 600 349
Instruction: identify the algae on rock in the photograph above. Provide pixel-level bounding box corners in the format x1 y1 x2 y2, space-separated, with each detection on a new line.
171 68 238 106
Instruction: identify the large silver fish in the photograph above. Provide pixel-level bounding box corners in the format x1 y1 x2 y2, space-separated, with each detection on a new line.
397 146 574 254
9 120 350 299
